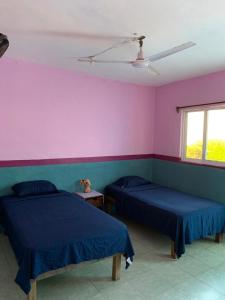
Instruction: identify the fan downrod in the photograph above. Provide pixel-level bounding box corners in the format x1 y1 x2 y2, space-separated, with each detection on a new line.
138 35 145 48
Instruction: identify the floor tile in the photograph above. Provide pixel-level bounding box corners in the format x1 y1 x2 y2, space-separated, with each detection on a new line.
176 254 212 276
129 269 172 298
191 248 225 268
0 277 25 300
156 277 225 300
98 281 146 300
198 268 225 295
38 275 99 300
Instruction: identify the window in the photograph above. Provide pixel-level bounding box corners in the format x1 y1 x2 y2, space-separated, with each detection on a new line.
181 105 225 165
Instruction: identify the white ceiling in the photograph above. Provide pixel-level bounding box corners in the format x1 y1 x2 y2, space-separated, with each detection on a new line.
1 0 225 86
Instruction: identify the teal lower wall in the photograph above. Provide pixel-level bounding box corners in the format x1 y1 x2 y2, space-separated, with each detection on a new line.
0 159 153 196
1 157 225 204
152 159 225 203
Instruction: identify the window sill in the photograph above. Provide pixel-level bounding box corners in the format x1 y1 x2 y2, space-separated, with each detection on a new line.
181 158 225 169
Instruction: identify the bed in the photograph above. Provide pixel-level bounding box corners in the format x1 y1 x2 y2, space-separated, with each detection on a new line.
105 176 225 258
0 180 134 300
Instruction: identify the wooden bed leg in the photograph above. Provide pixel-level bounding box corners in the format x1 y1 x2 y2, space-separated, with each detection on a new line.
171 241 177 259
215 233 223 243
112 254 121 281
27 280 37 300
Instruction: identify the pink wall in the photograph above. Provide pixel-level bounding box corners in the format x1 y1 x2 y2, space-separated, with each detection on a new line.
0 58 155 160
155 70 225 157
4 56 225 161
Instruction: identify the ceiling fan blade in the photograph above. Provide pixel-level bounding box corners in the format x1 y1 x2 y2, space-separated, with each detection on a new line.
146 41 196 62
148 64 160 75
74 35 143 59
78 58 132 64
84 39 132 58
12 29 131 41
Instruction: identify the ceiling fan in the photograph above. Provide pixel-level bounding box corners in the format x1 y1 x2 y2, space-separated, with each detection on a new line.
0 33 9 58
75 35 196 75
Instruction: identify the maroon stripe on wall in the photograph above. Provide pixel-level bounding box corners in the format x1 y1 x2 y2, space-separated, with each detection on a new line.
153 154 225 170
1 153 225 170
0 154 154 168
151 154 181 162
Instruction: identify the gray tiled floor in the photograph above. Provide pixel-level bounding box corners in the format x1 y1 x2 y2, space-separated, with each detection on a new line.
1 217 225 300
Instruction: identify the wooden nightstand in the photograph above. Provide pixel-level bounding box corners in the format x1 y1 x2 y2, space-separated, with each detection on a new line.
75 190 104 209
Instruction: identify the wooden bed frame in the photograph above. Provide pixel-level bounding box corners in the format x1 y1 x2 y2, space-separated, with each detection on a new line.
27 253 121 300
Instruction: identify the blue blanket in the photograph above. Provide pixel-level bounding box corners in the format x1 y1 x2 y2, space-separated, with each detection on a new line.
105 184 225 257
0 191 134 294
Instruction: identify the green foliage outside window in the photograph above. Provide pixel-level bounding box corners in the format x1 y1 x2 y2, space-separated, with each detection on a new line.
186 139 225 162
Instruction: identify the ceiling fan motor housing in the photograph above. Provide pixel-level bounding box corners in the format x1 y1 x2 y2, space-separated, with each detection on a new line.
132 60 149 68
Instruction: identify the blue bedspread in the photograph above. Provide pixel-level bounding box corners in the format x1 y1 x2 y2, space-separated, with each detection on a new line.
105 184 225 257
0 191 134 294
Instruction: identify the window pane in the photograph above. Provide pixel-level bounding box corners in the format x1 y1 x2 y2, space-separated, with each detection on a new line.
185 111 204 160
206 109 225 162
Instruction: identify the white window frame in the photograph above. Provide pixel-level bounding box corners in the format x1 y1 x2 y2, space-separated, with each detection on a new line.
180 103 225 167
